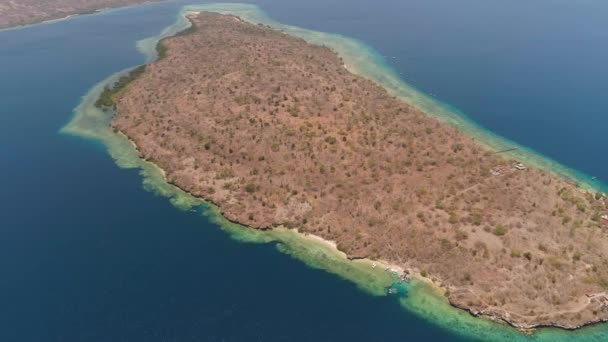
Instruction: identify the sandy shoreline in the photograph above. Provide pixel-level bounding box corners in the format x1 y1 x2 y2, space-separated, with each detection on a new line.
115 124 416 291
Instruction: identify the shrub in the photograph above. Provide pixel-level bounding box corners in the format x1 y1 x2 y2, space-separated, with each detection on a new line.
435 200 444 210
455 230 468 241
471 213 482 226
417 212 425 222
451 143 464 153
448 212 458 224
576 202 586 212
493 225 507 236
324 136 337 144
245 183 256 193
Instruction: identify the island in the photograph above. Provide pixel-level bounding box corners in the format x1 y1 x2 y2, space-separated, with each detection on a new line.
106 12 608 330
0 0 162 29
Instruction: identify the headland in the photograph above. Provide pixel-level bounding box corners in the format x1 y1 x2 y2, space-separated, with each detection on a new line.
0 0 163 29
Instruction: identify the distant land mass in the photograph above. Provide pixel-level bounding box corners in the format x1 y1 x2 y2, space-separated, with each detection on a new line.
104 12 608 330
0 0 162 29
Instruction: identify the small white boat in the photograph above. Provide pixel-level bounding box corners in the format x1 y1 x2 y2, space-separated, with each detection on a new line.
387 288 398 295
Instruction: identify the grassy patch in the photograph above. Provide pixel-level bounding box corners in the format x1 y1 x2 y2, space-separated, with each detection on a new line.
95 65 147 109
156 41 168 60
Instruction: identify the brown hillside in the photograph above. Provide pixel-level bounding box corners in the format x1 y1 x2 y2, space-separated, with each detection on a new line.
112 12 608 329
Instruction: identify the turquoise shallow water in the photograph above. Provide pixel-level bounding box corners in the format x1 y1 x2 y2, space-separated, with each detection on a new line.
1 1 608 341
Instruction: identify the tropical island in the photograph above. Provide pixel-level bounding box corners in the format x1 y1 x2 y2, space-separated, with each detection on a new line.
0 0 162 29
103 11 608 330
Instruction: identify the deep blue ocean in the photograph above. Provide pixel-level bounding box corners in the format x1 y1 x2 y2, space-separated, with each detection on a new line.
1 1 607 341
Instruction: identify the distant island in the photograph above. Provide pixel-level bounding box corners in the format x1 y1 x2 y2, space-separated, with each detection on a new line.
0 0 162 29
105 12 608 330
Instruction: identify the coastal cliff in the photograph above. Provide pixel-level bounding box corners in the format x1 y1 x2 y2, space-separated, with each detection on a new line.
108 12 608 330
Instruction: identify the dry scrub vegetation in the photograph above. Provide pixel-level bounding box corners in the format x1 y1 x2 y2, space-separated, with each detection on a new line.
0 0 161 28
113 12 608 329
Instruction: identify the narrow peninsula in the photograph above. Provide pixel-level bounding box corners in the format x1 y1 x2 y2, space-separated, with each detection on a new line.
107 12 608 330
0 0 163 29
